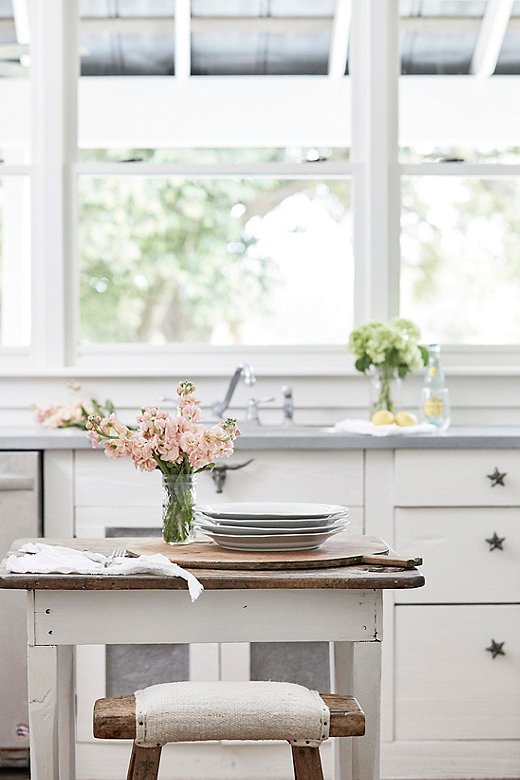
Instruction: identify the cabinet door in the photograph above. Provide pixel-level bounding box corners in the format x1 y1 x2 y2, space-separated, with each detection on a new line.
395 450 520 506
395 605 520 740
394 507 520 603
75 449 364 508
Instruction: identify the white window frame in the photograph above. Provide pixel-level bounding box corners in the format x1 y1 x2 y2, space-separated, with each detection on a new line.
1 0 520 376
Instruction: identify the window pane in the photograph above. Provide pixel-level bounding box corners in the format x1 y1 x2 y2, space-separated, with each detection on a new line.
399 3 520 162
401 176 520 344
0 0 31 162
78 176 352 346
0 177 30 347
79 0 175 77
0 0 30 81
400 0 483 75
191 1 334 76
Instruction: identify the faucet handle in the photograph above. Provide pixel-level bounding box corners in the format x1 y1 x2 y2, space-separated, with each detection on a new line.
281 384 294 424
245 396 275 424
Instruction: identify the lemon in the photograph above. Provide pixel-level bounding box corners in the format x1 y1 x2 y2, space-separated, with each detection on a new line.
371 409 395 425
394 411 418 427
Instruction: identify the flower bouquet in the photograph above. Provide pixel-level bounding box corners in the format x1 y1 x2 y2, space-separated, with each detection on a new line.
35 381 116 430
348 318 429 415
86 381 240 543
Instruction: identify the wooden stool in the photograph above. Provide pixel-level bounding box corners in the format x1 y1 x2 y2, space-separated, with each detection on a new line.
94 690 365 780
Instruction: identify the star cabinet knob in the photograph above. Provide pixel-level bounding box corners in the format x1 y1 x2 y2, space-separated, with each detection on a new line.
486 467 507 487
486 639 506 659
485 532 505 551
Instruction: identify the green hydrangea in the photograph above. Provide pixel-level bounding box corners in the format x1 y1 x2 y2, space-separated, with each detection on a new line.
348 318 428 378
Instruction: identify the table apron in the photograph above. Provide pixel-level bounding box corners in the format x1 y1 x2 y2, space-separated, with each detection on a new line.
31 588 382 646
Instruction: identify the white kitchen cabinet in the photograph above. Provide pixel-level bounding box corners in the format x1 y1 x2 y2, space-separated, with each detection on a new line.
73 448 364 535
394 449 520 506
0 452 41 761
394 507 520 603
395 605 520 741
383 449 520 779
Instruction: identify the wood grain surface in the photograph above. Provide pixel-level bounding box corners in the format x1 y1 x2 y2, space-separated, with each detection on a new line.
126 536 391 570
0 537 425 591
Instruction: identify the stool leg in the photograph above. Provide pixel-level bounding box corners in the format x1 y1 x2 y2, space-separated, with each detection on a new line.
126 742 162 780
291 745 325 780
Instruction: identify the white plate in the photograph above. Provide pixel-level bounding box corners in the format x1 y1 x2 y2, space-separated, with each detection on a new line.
196 518 351 537
199 526 346 551
198 502 348 520
197 510 349 528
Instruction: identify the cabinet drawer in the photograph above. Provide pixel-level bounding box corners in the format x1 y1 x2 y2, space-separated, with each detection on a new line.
394 508 520 603
74 449 364 507
395 605 520 740
395 449 520 506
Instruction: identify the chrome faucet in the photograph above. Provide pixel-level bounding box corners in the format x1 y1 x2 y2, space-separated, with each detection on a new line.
212 363 256 419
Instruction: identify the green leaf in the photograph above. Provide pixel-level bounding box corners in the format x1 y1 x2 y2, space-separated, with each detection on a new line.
419 345 430 365
355 355 371 373
195 462 216 473
91 399 103 416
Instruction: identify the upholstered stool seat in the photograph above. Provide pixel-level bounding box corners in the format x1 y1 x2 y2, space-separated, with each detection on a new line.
94 680 365 780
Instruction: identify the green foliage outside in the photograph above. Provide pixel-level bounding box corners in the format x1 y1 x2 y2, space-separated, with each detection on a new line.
79 162 350 344
401 174 520 343
75 145 520 346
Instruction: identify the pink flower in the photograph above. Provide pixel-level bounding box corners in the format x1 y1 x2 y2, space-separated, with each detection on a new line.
34 402 85 428
87 381 239 476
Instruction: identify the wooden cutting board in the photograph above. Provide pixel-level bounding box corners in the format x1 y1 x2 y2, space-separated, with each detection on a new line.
126 535 418 571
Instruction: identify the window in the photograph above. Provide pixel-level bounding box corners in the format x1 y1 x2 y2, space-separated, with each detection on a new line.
78 175 352 345
2 0 520 372
401 176 520 344
0 176 31 347
398 0 520 350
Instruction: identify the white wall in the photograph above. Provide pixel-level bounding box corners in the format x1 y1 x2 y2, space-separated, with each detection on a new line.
1 372 519 428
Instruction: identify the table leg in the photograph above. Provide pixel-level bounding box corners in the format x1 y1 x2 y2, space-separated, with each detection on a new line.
330 641 354 780
352 641 381 780
27 644 76 780
331 640 381 780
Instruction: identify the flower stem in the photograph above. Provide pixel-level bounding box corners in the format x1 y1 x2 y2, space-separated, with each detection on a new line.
162 475 196 544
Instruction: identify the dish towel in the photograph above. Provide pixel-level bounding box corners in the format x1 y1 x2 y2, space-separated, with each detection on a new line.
5 543 203 602
333 418 438 436
134 680 330 747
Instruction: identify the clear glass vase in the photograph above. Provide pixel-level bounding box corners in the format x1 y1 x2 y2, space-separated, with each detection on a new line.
369 365 401 416
161 474 197 544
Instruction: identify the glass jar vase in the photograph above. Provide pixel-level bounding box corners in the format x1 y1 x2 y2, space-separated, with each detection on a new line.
161 474 197 544
369 365 401 416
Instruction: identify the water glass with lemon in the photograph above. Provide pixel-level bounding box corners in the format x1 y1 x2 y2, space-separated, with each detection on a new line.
419 344 451 431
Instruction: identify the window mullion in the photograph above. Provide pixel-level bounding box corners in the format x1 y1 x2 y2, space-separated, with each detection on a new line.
350 0 400 324
30 0 78 368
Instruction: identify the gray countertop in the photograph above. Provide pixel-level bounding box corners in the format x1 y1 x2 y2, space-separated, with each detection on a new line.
2 425 520 450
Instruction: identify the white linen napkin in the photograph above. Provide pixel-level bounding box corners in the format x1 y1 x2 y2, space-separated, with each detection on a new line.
5 543 203 602
333 418 438 436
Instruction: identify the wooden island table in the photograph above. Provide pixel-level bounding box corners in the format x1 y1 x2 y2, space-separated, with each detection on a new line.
0 536 424 780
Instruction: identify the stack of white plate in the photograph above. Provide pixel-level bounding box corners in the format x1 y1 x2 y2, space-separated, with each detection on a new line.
195 502 350 551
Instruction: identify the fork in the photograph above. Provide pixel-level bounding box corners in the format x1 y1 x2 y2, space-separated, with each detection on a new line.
103 545 126 567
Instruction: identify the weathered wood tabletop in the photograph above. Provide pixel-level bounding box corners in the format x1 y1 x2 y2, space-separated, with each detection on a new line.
0 536 425 591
